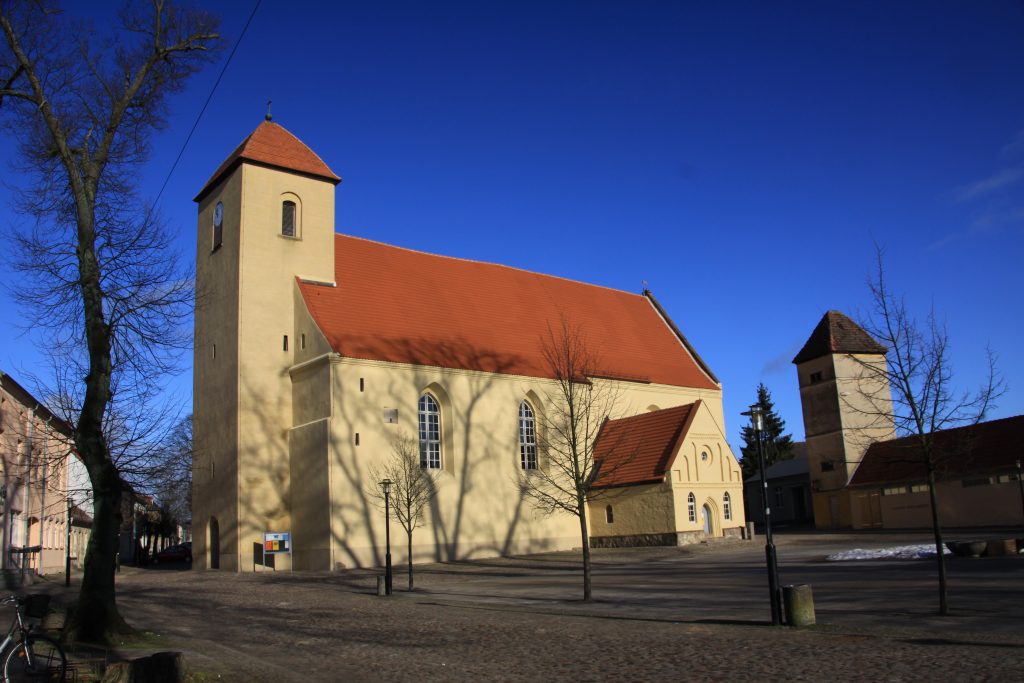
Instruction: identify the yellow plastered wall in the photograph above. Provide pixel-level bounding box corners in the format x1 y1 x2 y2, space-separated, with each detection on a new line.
587 483 675 538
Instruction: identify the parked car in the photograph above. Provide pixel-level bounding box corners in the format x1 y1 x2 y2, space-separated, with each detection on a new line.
154 542 192 564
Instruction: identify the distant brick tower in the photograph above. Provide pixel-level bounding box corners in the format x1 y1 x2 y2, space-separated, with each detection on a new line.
793 311 893 529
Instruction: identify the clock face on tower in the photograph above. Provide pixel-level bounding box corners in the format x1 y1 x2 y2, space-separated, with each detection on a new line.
214 201 224 228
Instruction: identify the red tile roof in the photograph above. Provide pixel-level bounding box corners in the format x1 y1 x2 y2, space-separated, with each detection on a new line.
848 415 1024 487
591 403 699 488
792 310 887 364
298 236 719 389
194 121 340 202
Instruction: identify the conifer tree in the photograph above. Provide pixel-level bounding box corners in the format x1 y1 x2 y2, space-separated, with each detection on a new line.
739 383 794 478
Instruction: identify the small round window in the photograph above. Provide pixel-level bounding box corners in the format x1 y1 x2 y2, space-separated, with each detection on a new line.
701 450 709 462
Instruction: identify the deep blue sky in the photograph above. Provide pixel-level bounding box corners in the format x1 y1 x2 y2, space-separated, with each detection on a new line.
2 1 1022 452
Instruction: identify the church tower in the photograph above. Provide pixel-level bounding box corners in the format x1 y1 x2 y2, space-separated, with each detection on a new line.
192 119 340 570
793 311 893 529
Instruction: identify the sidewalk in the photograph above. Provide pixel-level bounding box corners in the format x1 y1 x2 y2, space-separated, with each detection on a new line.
21 532 1024 681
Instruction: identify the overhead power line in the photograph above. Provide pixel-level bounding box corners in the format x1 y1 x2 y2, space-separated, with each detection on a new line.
154 0 263 206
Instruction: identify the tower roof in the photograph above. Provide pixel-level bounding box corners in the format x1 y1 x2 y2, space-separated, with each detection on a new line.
792 310 887 364
298 235 720 390
194 121 341 202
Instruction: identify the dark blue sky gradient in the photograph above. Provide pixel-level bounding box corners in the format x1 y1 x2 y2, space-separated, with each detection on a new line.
2 1 1022 449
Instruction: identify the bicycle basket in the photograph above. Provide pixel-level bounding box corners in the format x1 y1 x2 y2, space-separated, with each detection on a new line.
21 594 50 619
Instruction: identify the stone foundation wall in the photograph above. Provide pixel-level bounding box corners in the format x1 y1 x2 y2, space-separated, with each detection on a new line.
591 526 747 549
590 532 677 548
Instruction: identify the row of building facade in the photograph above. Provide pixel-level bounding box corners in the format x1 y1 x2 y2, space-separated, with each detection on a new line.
1 370 187 582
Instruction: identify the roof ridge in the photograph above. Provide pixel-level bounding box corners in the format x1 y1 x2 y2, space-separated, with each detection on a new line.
603 403 693 426
334 232 645 299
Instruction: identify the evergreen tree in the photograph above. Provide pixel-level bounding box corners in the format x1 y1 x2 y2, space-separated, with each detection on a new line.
740 383 794 478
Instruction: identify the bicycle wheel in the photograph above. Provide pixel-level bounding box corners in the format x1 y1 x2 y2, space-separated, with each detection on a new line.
3 635 66 682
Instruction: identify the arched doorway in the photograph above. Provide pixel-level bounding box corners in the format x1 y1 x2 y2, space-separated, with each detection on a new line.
208 516 220 569
702 504 713 536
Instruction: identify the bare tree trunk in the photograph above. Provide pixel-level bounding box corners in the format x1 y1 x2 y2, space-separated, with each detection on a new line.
75 454 127 642
407 528 414 592
926 466 948 615
71 212 132 639
579 494 592 601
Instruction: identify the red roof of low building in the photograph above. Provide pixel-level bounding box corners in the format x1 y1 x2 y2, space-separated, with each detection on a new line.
792 311 887 364
591 403 699 488
194 120 340 202
848 415 1024 487
298 235 719 389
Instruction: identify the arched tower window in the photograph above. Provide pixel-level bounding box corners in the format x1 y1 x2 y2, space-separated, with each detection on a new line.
687 492 696 523
282 200 297 237
519 401 537 470
418 393 441 469
723 492 732 520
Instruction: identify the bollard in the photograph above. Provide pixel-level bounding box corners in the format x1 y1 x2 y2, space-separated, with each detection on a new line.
783 584 815 627
745 522 756 540
377 575 387 597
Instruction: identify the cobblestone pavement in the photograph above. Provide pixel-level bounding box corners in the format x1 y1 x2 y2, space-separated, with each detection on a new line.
34 532 1024 681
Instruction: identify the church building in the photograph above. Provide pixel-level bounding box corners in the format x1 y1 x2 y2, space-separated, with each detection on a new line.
191 119 745 572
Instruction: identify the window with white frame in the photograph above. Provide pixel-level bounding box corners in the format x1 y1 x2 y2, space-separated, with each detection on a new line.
519 401 537 470
418 393 441 469
687 492 696 523
723 492 732 520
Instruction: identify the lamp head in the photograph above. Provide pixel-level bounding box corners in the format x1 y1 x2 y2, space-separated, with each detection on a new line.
741 404 764 431
380 478 392 495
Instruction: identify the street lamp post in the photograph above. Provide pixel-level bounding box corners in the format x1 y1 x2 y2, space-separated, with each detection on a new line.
742 403 783 625
1016 460 1024 524
380 478 393 596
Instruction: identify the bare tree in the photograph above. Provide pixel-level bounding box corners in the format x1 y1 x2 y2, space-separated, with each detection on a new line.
850 249 1003 615
151 414 192 529
0 1 219 641
520 318 630 601
368 432 437 591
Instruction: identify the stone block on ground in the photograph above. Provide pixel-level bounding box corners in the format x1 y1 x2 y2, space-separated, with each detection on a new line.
100 651 187 683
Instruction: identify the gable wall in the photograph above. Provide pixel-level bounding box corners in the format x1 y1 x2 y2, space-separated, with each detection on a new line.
670 402 745 537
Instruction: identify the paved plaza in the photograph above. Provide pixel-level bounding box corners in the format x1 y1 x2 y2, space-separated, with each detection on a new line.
30 531 1024 680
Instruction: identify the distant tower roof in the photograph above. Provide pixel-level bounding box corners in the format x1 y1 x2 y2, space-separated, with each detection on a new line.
792 310 887 364
194 120 341 202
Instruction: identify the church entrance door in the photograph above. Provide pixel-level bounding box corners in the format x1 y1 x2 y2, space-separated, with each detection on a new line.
702 505 712 535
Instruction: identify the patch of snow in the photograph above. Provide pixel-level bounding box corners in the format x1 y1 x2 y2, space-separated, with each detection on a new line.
825 544 951 561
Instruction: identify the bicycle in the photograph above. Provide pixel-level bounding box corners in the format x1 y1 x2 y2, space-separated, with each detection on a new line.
0 595 66 682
